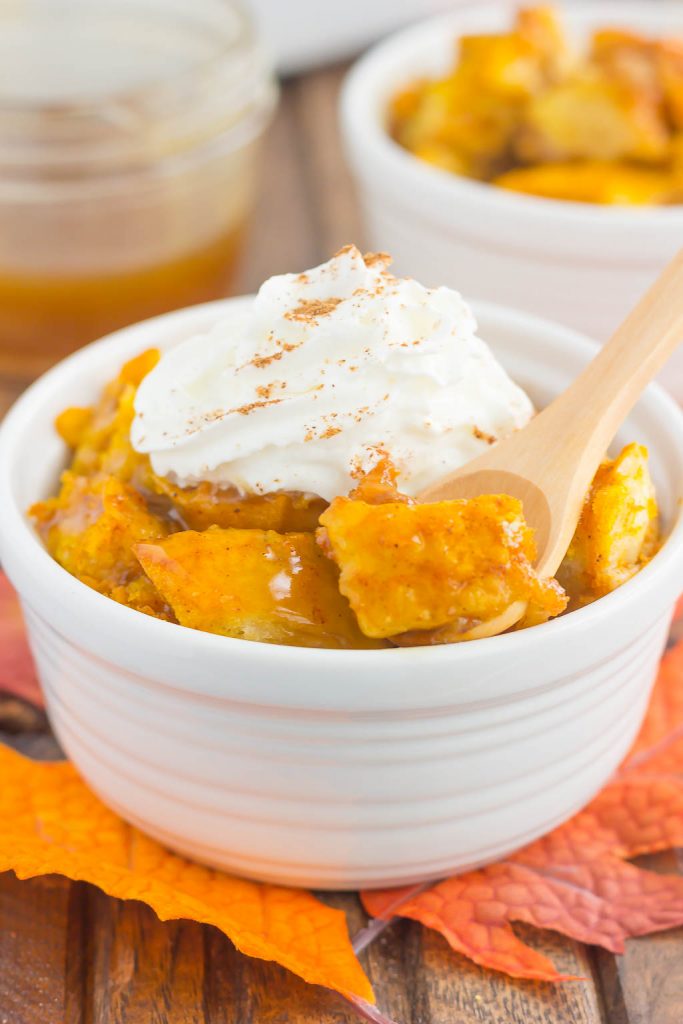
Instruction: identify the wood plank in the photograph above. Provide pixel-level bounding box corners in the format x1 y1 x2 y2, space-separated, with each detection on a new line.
290 65 366 257
235 84 320 296
617 929 683 1024
0 693 62 761
83 892 365 1024
202 924 362 1024
361 916 605 1024
84 889 206 1024
0 377 27 419
64 883 89 1024
593 949 629 1024
0 873 73 1024
595 852 683 1024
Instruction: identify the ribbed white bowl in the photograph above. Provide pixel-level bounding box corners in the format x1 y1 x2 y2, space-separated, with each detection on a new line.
341 2 683 398
1 298 682 889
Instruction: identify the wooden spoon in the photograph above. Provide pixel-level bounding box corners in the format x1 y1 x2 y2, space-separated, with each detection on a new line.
418 250 683 641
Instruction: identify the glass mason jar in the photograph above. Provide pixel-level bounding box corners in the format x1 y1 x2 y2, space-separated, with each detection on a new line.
0 0 277 375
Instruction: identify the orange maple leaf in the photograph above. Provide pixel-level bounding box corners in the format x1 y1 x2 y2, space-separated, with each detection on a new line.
0 745 373 1003
0 573 41 706
362 642 683 982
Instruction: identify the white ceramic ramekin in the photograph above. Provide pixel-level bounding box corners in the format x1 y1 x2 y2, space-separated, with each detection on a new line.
1 299 683 890
341 2 683 397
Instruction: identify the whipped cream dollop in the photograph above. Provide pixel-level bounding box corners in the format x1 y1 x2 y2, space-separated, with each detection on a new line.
132 246 534 501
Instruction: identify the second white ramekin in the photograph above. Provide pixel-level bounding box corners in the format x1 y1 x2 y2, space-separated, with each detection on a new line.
1 298 682 889
341 2 683 397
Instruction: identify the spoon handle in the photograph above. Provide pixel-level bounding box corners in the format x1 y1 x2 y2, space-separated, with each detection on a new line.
418 251 683 598
544 250 683 465
493 250 683 577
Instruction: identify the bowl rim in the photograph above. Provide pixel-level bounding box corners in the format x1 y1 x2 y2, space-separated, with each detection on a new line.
1 294 683 698
340 0 683 228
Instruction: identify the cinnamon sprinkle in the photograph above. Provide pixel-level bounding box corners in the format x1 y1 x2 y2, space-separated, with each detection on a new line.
234 398 284 416
363 251 391 268
250 350 284 369
284 297 342 323
473 426 497 445
256 382 283 399
180 397 279 434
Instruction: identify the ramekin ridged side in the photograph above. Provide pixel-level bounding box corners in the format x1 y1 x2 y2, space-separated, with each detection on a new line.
23 602 669 887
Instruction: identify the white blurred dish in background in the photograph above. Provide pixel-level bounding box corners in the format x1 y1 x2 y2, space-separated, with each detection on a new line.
341 2 683 401
244 0 458 74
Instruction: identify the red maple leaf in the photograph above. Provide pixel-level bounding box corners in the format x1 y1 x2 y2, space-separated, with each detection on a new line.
0 573 42 706
362 642 683 981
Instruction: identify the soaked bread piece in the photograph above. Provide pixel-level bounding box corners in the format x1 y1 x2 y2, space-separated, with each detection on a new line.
31 472 173 619
135 528 385 649
318 492 567 642
558 443 659 607
494 161 676 204
57 348 159 489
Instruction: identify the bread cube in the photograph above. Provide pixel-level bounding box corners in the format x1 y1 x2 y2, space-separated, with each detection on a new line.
58 349 159 489
558 443 659 606
517 70 669 165
318 493 567 642
494 160 675 204
135 529 384 649
30 473 172 618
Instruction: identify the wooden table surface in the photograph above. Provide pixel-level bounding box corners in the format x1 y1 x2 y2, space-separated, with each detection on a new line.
2 65 683 1024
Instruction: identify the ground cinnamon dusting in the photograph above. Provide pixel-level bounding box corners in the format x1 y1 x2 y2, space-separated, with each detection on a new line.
250 351 284 369
363 251 391 268
473 426 497 445
234 398 283 416
284 298 342 323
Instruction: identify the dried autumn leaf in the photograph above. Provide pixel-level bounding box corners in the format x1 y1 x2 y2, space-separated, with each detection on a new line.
0 744 373 1003
0 573 41 706
362 641 683 982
